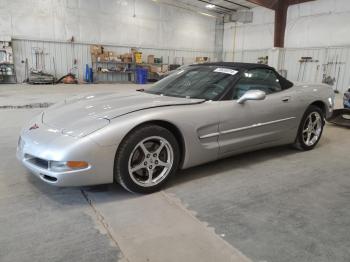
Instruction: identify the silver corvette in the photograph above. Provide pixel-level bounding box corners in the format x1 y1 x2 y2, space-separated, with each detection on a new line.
17 63 334 193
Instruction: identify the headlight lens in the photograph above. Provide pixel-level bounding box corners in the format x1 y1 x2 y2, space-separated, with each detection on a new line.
49 161 89 172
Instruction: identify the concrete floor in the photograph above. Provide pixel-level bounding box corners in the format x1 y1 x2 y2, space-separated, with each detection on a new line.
0 84 349 262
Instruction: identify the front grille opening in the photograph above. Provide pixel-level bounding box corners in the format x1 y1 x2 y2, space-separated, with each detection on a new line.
42 174 58 182
25 154 49 169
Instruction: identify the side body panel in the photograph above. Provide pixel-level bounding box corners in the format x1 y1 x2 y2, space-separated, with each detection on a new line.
90 101 221 170
218 88 302 155
216 83 334 158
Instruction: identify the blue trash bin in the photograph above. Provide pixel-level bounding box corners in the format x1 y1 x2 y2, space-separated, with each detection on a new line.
136 67 148 84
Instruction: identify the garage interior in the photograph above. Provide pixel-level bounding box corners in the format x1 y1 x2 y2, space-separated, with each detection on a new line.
1 0 350 262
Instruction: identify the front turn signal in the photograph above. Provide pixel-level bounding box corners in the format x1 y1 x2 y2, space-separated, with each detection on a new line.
67 161 89 169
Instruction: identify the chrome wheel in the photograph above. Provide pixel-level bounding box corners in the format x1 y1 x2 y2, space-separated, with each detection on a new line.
302 112 323 146
128 136 174 187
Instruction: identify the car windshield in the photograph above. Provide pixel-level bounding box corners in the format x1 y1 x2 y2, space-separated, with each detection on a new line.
144 66 239 100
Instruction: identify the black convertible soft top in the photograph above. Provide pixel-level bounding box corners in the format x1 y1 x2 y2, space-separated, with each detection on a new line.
191 62 275 71
191 62 294 90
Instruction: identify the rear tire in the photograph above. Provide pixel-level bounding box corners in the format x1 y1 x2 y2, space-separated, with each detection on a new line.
293 105 324 150
114 125 180 193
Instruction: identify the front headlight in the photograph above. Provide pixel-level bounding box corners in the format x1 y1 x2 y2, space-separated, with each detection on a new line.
49 161 89 172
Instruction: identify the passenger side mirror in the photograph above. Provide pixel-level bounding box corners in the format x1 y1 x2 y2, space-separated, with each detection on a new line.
237 90 266 104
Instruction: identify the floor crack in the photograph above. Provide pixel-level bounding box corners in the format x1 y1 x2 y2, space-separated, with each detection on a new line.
80 189 130 262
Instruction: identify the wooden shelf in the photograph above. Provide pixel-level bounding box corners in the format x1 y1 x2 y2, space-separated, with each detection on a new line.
95 71 133 74
92 61 134 65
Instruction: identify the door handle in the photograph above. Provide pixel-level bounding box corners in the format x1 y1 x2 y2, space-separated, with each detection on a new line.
282 96 291 102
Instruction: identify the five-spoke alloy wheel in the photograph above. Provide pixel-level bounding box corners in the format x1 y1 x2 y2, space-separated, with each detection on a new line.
114 125 180 193
128 136 174 187
302 112 323 147
294 105 324 150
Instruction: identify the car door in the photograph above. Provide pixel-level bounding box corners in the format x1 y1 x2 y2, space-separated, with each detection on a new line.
218 68 299 155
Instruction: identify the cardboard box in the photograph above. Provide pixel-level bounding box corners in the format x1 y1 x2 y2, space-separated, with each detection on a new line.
109 56 121 62
195 57 209 63
149 65 161 73
119 53 132 63
161 64 169 73
96 53 109 62
147 55 155 64
122 57 132 63
90 45 103 55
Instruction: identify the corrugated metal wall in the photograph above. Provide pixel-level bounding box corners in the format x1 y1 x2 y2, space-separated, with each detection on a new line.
224 46 350 93
281 47 350 93
12 38 216 83
223 49 269 63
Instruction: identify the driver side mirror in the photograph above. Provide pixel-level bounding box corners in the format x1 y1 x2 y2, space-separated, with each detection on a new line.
237 90 266 104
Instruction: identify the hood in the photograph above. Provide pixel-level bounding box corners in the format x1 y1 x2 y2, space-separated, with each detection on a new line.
42 90 204 137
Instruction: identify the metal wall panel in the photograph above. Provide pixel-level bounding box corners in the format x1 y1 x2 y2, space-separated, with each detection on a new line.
224 47 350 93
12 39 215 83
223 49 269 63
281 47 350 93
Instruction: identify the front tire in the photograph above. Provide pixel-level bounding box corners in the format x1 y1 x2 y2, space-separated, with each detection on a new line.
294 105 324 150
114 125 180 193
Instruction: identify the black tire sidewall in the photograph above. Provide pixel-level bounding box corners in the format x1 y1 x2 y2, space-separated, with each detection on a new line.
115 125 180 193
296 105 324 150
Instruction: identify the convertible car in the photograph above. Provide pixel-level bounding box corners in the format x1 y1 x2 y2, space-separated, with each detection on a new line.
17 63 334 193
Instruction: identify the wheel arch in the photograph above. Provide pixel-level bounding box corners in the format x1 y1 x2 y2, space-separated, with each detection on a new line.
310 100 327 117
117 120 186 168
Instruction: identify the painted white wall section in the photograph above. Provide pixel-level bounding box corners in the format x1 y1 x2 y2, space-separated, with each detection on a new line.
223 6 274 58
0 0 216 52
223 0 350 52
286 0 350 48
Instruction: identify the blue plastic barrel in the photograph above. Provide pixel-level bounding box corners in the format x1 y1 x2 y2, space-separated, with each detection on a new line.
85 64 90 82
89 67 93 83
136 67 148 84
85 64 93 83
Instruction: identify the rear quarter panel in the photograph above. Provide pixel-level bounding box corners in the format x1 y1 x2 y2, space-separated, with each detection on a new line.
292 82 334 119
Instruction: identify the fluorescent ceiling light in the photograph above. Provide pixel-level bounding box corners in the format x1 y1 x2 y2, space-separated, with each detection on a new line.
205 4 215 9
199 12 216 18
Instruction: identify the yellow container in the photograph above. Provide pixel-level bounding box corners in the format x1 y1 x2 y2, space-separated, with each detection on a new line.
134 52 142 64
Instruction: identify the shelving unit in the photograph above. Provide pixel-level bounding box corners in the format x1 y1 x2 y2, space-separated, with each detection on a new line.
92 61 135 83
0 63 17 84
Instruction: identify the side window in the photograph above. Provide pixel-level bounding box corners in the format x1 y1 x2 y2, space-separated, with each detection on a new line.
232 69 282 100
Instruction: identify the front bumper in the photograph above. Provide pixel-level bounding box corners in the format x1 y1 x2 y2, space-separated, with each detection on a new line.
17 121 116 187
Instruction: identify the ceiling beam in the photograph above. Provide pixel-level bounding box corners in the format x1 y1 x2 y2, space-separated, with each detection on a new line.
221 0 251 9
288 0 314 5
245 0 314 10
244 0 278 9
196 0 237 12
